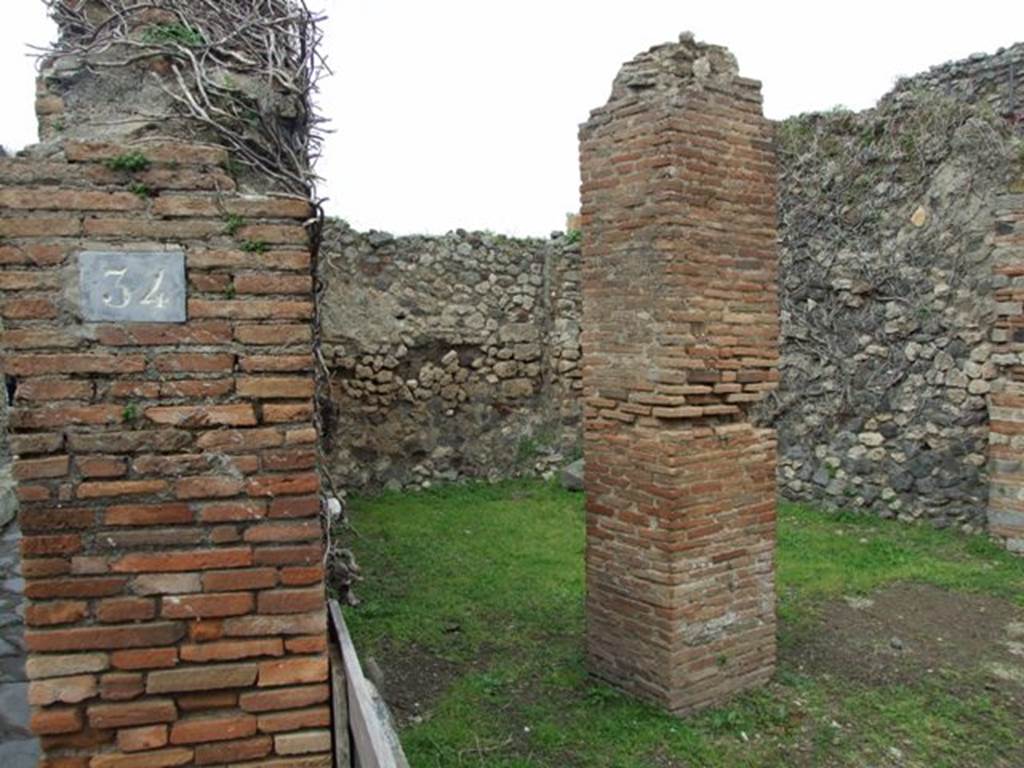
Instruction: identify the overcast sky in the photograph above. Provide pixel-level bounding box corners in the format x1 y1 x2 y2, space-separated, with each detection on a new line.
2 2 1021 236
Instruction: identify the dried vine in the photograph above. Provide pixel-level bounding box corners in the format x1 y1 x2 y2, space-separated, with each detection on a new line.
42 0 328 197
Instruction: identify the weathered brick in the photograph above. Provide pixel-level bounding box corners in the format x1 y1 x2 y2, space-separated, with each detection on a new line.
105 503 193 527
96 598 156 624
239 355 313 372
111 648 179 671
274 729 331 756
222 611 325 638
233 273 312 295
99 672 145 701
26 653 109 680
238 683 328 713
26 601 89 627
129 573 201 596
30 706 83 735
237 376 315 399
257 656 328 688
251 543 322 566
146 663 258 694
155 353 235 373
188 250 309 271
76 456 128 479
117 724 168 753
174 475 244 499
16 380 93 401
26 622 185 652
180 639 284 663
245 472 319 498
1 297 58 319
202 567 277 592
193 735 272 765
145 404 257 427
256 586 323 615
65 140 228 165
244 520 321 543
87 698 177 729
169 712 257 744
161 592 254 619
77 480 168 500
112 548 252 573
188 299 313 320
29 674 97 706
21 534 82 557
255 705 329 733
0 187 144 211
234 324 311 345
3 354 145 376
96 321 232 347
88 747 194 768
26 576 128 600
279 565 324 587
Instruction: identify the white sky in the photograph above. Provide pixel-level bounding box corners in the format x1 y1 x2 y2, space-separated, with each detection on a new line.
2 2 1022 236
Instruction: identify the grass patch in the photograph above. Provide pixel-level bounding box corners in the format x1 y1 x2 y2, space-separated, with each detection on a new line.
343 480 1024 767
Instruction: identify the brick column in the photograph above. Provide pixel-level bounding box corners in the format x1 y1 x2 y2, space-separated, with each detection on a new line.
0 137 332 765
989 192 1024 555
578 35 779 714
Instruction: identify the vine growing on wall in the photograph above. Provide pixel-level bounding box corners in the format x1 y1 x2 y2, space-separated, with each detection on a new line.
42 0 328 197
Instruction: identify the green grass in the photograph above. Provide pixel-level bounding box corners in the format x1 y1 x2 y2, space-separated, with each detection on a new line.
343 479 1024 768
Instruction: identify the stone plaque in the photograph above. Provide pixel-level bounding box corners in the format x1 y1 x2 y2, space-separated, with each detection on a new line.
79 251 186 323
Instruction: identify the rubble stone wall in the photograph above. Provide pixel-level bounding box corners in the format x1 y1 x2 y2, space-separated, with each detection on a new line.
318 222 582 491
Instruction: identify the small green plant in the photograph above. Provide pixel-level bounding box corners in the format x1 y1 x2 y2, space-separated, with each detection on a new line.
223 214 245 236
240 240 269 254
224 155 244 178
128 182 154 199
224 285 237 299
142 23 205 48
51 118 65 133
122 403 139 424
106 152 150 173
565 228 582 245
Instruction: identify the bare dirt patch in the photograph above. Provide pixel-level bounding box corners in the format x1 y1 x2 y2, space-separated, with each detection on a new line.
784 582 1024 708
370 642 464 728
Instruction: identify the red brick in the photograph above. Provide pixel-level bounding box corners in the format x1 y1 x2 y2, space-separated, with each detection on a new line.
3 354 145 376
279 565 324 586
145 404 256 427
222 611 325 638
256 705 329 733
1 297 58 319
1 329 81 349
0 216 80 237
180 639 284 663
26 576 128 600
21 533 81 556
0 242 65 266
100 672 145 701
286 635 328 655
238 683 328 713
111 548 252 573
155 353 235 373
233 273 312 295
285 427 319 446
77 480 168 500
111 648 179 671
257 656 328 688
246 472 319 498
65 140 228 165
117 724 168 752
26 622 185 652
96 321 232 347
275 730 331 756
83 217 224 239
195 428 283 452
26 601 88 627
16 380 93 401
96 598 156 623
262 402 316 423
88 747 193 768
198 500 266 523
202 567 277 591
261 448 317 472
257 586 324 615
169 712 257 744
187 249 309 270
239 355 313 372
105 503 192 527
269 496 321 520
237 376 314 399
174 475 244 500
76 456 127 479
161 592 254 619
87 698 177 729
234 324 311 345
193 735 272 765
31 706 83 735
176 691 237 711
146 663 257 694
252 544 322 566
12 405 124 429
188 299 313 320
244 521 321 543
160 379 234 398
0 187 143 211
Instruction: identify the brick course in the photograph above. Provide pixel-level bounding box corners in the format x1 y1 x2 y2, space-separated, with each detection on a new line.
988 192 1024 554
0 122 329 762
578 35 779 713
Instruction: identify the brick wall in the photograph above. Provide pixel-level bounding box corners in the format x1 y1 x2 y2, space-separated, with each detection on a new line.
579 35 779 714
0 138 332 766
989 192 1024 554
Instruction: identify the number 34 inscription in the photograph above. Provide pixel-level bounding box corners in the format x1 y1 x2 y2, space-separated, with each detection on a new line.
79 251 186 323
102 268 171 310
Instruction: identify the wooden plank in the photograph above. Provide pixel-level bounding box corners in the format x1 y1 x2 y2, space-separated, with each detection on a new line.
329 640 352 768
329 600 407 768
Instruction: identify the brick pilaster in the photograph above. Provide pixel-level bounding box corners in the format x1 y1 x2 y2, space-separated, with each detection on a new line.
578 35 779 713
0 139 332 766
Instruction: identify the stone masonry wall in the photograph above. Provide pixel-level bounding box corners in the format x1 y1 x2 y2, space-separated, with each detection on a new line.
766 50 1024 531
579 35 778 713
318 221 582 491
0 133 333 765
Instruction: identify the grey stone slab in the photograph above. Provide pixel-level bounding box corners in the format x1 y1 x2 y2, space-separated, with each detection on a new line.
0 738 39 768
79 250 186 323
